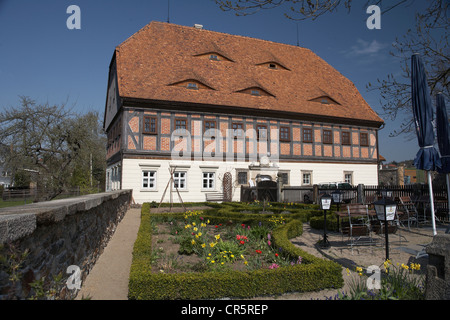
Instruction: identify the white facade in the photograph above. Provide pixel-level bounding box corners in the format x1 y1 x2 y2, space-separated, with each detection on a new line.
114 158 378 204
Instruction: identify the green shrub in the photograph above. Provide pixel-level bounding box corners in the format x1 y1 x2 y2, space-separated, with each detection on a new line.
130 263 342 300
309 214 339 232
128 203 343 299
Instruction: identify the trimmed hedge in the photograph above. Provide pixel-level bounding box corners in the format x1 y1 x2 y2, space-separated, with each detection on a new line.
309 214 340 232
128 203 343 299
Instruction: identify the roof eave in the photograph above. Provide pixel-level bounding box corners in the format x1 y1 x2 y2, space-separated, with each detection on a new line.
120 97 384 129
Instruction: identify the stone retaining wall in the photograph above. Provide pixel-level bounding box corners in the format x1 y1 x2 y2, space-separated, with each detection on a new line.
425 234 450 300
0 190 132 300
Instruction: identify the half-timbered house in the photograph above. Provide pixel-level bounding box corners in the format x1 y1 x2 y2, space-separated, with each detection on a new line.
103 22 384 203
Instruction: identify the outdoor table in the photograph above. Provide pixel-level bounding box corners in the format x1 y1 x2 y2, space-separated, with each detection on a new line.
333 209 377 233
413 197 435 224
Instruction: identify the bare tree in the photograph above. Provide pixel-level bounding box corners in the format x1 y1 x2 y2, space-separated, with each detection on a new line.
0 96 106 201
215 0 416 20
215 0 449 138
368 1 449 137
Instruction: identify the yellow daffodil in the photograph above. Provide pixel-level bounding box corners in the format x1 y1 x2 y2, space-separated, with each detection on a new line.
201 243 206 248
215 234 220 240
410 263 421 271
191 239 195 245
383 259 392 270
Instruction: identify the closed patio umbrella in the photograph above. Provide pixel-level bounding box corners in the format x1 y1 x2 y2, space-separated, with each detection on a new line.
436 93 450 221
411 54 441 235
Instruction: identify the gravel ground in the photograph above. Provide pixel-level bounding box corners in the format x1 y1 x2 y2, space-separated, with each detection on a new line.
251 222 446 300
76 205 446 300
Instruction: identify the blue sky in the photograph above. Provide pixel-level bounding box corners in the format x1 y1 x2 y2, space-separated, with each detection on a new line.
0 0 434 163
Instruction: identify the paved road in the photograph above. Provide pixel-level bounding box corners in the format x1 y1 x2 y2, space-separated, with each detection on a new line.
76 208 141 300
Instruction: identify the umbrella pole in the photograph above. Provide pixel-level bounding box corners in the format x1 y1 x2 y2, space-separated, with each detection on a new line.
427 171 437 236
447 174 450 222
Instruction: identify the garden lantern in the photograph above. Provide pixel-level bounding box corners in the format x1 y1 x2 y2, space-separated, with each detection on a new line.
373 198 397 261
331 190 344 211
320 193 332 247
381 189 393 199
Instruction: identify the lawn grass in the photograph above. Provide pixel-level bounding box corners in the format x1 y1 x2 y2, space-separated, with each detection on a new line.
0 199 33 209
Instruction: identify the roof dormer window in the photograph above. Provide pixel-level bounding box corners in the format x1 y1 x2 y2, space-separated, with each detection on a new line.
236 86 275 97
194 51 233 62
256 61 290 71
169 78 215 91
308 95 340 105
187 82 199 90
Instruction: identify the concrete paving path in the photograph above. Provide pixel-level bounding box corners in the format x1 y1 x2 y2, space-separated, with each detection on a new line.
76 208 141 300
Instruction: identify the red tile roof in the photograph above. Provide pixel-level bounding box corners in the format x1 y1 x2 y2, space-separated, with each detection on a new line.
114 21 384 127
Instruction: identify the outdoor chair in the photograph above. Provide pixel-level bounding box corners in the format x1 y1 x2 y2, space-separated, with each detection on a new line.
398 196 419 230
377 213 408 246
364 194 376 208
345 204 376 251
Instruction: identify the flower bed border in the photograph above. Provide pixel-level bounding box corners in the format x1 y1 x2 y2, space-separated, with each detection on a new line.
128 202 343 300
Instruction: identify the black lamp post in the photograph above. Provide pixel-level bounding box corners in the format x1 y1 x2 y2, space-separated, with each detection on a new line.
381 189 393 199
331 190 344 232
331 190 344 211
373 198 397 261
320 193 332 248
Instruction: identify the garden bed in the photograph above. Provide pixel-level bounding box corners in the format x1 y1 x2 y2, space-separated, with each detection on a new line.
150 211 300 274
128 202 344 300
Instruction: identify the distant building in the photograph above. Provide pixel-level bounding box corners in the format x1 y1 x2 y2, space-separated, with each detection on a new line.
379 163 403 186
103 22 384 203
0 144 12 188
379 161 428 186
0 168 11 188
404 167 426 184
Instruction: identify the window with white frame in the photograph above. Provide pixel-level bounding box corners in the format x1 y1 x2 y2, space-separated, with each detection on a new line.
344 172 353 185
202 172 215 190
173 171 187 190
142 170 157 190
302 171 312 186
